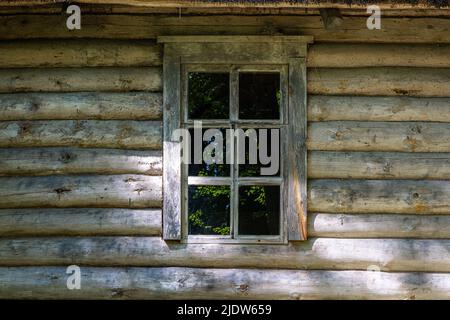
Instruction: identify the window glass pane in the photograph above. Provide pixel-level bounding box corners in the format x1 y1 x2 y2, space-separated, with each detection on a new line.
238 185 280 236
188 72 229 119
238 128 280 177
188 128 230 177
239 72 280 120
188 185 231 235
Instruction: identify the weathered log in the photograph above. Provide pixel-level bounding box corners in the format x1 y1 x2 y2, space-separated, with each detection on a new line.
1 15 449 43
0 92 162 120
309 213 450 238
0 175 162 208
2 208 446 239
0 40 162 68
309 179 450 214
308 121 450 152
308 152 450 179
0 208 161 236
0 148 162 176
308 68 450 97
1 5 448 16
1 237 450 272
308 96 450 122
0 267 448 300
0 120 162 149
2 5 449 16
1 1 446 10
319 9 343 30
308 44 450 68
0 68 162 92
0 177 445 214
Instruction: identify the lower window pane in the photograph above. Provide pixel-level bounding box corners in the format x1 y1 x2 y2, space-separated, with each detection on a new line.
188 185 231 235
238 185 280 236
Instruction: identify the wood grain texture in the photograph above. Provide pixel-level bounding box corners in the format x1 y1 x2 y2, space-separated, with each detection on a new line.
0 120 161 149
0 208 161 236
308 96 450 122
1 1 446 9
0 68 162 92
162 45 181 240
1 15 449 43
286 58 307 240
309 213 450 238
0 40 162 68
162 41 308 64
1 237 450 272
308 152 450 179
308 68 450 97
1 5 449 16
308 44 450 68
309 179 450 214
0 92 162 120
0 148 162 176
308 121 450 152
0 175 162 208
1 267 449 300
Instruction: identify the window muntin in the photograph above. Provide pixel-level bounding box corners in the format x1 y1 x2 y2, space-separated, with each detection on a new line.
181 65 287 243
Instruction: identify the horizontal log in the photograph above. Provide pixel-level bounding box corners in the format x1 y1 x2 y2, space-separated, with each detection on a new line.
2 4 450 16
0 175 162 208
1 15 449 43
1 267 449 300
308 152 450 179
2 208 446 239
0 40 162 68
309 179 450 214
1 5 449 16
1 237 450 272
308 96 450 122
0 120 162 149
1 1 446 10
309 213 450 238
0 208 161 236
0 68 162 92
307 44 450 68
0 148 162 176
0 92 162 120
308 68 450 97
308 121 450 152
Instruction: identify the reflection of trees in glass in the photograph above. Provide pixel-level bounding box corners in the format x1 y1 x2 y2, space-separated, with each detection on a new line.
188 73 229 119
239 129 280 177
188 185 230 235
189 128 230 177
239 72 281 120
239 186 280 235
188 130 230 235
187 72 281 237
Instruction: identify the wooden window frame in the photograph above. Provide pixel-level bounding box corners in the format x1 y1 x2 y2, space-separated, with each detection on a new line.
158 35 313 242
182 64 287 244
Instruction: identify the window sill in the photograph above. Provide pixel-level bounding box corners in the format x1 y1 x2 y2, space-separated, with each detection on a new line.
181 235 287 245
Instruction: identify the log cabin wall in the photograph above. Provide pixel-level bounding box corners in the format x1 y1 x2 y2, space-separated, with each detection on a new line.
0 5 450 299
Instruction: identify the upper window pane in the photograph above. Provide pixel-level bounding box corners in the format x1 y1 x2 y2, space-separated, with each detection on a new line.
239 72 280 120
188 72 229 120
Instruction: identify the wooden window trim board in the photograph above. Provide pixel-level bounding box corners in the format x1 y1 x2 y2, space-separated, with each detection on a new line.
158 35 312 242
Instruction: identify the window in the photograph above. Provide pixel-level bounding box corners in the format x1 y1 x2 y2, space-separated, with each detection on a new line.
183 66 286 243
159 36 312 243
